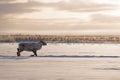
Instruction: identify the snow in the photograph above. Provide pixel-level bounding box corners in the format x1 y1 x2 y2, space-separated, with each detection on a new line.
0 43 120 80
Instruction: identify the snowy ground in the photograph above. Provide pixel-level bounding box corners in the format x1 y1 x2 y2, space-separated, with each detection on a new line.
0 43 120 80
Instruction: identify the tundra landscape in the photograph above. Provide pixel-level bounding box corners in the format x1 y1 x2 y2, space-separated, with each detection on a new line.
1 34 120 80
1 0 120 80
1 34 120 43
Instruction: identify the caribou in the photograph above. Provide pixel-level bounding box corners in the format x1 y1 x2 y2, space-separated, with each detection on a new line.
17 41 47 56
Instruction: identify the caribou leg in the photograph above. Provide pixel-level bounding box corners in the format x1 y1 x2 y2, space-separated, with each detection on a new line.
33 50 37 56
17 48 23 56
17 48 21 56
17 52 21 56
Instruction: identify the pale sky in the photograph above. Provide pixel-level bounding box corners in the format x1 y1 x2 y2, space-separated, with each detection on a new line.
0 0 120 34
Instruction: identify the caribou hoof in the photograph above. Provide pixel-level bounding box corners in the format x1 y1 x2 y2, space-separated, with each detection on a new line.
30 55 35 57
17 52 20 56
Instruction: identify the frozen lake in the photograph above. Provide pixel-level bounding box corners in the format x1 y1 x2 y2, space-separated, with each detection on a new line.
0 43 120 80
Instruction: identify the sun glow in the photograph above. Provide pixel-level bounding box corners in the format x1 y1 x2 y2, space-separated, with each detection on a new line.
34 0 70 3
18 7 91 21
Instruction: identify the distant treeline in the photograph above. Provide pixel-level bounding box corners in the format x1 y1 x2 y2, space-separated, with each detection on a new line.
0 34 120 43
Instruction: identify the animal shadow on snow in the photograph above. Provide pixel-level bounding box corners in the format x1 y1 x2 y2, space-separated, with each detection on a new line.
0 55 120 60
0 55 30 60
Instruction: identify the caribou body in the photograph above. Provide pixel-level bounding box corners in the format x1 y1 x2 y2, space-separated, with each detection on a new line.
17 41 47 56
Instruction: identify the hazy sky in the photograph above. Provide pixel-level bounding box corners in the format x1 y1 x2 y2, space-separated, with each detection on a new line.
0 0 120 34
